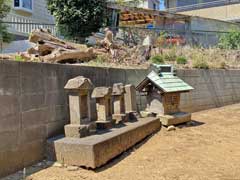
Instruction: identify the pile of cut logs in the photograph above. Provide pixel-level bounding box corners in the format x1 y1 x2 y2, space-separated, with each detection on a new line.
0 29 150 65
19 29 96 63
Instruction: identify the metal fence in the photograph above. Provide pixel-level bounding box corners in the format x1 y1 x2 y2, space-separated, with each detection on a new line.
2 13 56 38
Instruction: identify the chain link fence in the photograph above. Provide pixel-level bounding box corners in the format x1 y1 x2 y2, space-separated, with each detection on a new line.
0 20 234 53
110 26 229 48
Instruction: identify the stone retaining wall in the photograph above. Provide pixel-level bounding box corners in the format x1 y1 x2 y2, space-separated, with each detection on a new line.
1 60 240 177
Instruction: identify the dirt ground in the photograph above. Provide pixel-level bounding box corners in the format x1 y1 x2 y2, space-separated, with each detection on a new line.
4 104 240 180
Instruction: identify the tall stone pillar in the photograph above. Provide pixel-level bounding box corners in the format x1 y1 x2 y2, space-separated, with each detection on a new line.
124 84 137 113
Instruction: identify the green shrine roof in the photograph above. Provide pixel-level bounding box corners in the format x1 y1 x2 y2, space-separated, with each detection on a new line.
137 71 194 93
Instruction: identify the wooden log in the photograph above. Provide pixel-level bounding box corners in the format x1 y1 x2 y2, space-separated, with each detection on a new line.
29 29 66 45
27 47 38 55
29 29 88 50
41 48 96 63
0 54 14 60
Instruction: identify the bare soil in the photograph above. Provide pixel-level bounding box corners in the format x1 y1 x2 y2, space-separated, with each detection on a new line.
4 104 240 180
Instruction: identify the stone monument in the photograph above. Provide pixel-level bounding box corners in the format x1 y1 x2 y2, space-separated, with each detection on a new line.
124 84 138 120
124 84 137 112
64 76 96 138
91 87 114 129
112 83 127 123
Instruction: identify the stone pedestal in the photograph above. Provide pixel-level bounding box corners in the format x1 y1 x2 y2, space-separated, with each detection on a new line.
47 117 161 168
158 112 191 126
112 114 127 124
64 76 96 138
65 122 96 138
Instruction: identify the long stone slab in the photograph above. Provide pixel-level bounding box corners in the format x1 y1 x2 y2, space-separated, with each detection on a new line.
49 117 160 168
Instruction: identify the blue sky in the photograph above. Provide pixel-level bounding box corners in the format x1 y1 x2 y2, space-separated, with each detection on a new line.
159 0 165 10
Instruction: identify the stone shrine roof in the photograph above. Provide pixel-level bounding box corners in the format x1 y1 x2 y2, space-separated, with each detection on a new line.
136 71 194 93
64 76 93 90
92 87 112 98
112 83 125 95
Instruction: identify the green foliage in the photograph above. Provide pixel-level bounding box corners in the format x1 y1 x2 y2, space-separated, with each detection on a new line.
47 0 108 40
218 30 240 50
15 55 24 62
150 55 165 64
176 56 187 65
0 0 12 43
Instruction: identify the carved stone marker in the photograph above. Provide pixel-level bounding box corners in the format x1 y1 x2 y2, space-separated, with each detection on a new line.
92 87 114 129
64 76 96 138
112 83 127 123
124 84 137 113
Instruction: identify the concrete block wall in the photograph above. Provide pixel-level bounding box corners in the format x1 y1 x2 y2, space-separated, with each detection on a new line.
1 61 240 177
177 69 240 112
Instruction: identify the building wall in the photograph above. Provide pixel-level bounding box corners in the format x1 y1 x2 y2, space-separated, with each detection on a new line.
179 4 240 22
165 0 240 22
115 0 160 10
145 0 160 10
165 0 177 9
10 0 54 24
1 61 240 177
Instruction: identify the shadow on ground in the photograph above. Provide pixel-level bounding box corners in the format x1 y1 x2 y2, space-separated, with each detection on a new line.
177 120 205 129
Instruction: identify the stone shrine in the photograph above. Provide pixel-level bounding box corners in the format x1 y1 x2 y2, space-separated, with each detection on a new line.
91 87 114 129
112 83 127 123
136 70 194 126
64 76 96 138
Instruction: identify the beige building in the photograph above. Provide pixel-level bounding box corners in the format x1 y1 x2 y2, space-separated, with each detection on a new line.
165 0 240 23
4 0 55 38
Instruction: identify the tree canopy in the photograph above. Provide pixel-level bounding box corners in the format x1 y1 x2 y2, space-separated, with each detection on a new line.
0 0 12 43
47 0 108 40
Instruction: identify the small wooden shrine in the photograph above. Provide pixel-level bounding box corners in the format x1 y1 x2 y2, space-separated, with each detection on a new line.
136 70 194 126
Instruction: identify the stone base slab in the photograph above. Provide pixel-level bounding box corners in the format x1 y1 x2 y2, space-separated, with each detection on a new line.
112 114 128 124
96 120 115 130
159 112 191 126
128 111 140 121
64 122 96 138
48 117 161 169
